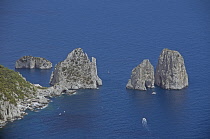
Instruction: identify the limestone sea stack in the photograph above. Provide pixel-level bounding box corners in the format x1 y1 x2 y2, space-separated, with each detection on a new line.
155 48 188 89
126 59 155 90
15 56 52 69
50 48 102 89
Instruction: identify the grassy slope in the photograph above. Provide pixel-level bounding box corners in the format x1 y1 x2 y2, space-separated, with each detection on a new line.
0 65 36 105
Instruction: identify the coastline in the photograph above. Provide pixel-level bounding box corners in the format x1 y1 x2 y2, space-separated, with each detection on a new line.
0 85 77 128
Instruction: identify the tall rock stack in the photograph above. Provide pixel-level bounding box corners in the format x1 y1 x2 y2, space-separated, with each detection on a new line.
50 48 102 89
126 59 155 90
155 48 188 89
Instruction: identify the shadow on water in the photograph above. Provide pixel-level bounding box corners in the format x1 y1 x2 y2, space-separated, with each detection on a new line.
156 86 188 117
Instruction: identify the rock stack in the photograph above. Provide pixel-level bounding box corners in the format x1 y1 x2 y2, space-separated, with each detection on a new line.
155 48 188 89
50 48 102 89
15 56 52 69
126 59 155 90
126 48 188 90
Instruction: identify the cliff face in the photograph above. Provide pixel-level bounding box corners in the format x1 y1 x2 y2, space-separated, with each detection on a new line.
0 65 37 127
155 48 188 89
0 101 23 122
50 48 102 89
0 65 69 128
126 59 155 90
15 56 52 69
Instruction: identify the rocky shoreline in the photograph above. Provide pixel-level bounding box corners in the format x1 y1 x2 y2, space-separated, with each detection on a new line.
0 84 77 128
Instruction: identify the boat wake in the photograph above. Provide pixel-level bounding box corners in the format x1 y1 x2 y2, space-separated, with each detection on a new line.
142 118 150 131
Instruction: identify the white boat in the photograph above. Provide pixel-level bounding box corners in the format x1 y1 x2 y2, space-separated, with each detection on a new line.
142 118 147 124
142 118 150 131
152 92 156 95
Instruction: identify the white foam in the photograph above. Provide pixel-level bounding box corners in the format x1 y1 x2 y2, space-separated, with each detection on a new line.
142 118 149 131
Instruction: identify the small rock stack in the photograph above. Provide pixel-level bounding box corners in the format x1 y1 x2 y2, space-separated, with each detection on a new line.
15 56 52 69
126 59 154 90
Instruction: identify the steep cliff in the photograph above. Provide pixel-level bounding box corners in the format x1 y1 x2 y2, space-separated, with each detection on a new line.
15 56 52 69
50 48 102 89
0 65 37 127
126 59 155 90
155 48 188 89
0 65 66 128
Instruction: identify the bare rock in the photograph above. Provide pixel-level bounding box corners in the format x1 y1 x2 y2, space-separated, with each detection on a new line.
155 48 188 89
15 56 52 69
0 101 22 121
126 59 155 90
50 48 102 89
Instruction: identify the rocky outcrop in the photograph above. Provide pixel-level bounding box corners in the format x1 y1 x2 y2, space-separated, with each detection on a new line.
37 84 76 97
15 56 52 69
0 95 51 127
0 65 36 127
0 101 24 124
0 65 76 128
126 59 155 90
155 48 188 89
50 48 102 89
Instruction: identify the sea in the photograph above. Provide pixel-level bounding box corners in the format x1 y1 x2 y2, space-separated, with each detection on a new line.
0 0 210 138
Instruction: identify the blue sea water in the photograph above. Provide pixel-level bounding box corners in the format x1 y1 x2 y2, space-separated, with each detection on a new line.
0 0 210 138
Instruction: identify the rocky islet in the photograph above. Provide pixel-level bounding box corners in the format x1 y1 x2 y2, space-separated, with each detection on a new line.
126 48 188 90
155 48 188 89
126 59 155 90
15 56 52 69
50 48 102 89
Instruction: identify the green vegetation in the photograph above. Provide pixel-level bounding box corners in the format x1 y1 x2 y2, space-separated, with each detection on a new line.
0 65 36 105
